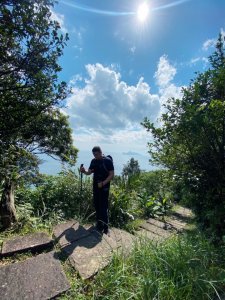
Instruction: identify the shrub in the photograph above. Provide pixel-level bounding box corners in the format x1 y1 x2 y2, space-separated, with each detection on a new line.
16 170 94 222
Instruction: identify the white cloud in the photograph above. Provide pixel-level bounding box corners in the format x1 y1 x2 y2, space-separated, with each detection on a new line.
71 27 85 41
190 57 201 65
154 56 183 110
188 56 208 67
202 38 216 51
202 28 225 51
67 57 183 154
67 63 161 132
50 10 67 33
154 55 177 88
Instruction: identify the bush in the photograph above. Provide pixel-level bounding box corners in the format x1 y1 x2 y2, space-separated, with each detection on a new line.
16 170 94 222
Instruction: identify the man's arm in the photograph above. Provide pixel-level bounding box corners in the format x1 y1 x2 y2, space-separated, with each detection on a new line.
102 170 114 186
84 169 93 175
80 166 93 175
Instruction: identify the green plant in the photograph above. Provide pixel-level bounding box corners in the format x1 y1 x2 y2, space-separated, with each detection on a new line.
15 170 94 223
109 186 136 228
142 35 225 240
137 189 171 218
92 232 225 300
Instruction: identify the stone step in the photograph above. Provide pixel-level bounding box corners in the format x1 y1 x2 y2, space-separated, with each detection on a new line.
171 206 194 222
147 218 171 230
53 221 136 279
135 228 163 242
1 232 53 258
140 222 173 238
166 217 187 230
53 220 92 247
173 206 193 217
0 251 70 300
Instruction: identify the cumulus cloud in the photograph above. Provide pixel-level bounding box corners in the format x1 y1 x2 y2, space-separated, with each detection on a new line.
154 56 183 109
66 56 183 151
67 63 160 132
154 55 177 88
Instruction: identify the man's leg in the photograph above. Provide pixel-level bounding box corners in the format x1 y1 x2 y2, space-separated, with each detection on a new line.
93 188 102 230
99 187 109 234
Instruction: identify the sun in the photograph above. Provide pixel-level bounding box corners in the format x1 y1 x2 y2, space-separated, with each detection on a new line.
137 2 149 22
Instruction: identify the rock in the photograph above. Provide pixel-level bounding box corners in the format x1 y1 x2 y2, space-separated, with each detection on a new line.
53 220 93 247
135 228 163 242
140 222 173 238
107 228 136 256
1 232 53 257
58 227 136 279
0 251 70 300
166 217 187 231
63 232 112 279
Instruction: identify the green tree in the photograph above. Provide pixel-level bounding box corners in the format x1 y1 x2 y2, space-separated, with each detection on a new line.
122 157 141 178
142 34 225 239
0 0 78 228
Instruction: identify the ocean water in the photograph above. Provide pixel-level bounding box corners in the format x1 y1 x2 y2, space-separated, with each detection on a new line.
39 150 155 176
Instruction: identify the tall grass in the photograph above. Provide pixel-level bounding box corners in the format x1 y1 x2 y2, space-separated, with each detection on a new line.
89 232 225 300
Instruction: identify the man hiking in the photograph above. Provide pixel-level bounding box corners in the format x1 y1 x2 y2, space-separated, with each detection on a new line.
80 146 114 234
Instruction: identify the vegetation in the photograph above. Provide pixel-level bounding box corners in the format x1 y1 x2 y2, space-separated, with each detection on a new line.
122 157 141 178
142 34 225 241
93 233 225 300
0 0 77 227
58 231 225 300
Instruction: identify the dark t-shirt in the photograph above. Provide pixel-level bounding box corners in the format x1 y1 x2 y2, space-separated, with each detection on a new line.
89 157 114 188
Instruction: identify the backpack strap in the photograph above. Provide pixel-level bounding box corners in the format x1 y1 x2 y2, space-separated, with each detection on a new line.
102 157 109 174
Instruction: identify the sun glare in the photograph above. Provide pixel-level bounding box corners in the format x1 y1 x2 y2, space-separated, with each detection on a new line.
137 2 149 23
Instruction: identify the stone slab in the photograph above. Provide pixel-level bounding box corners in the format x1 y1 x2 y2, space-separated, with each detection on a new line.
60 228 136 279
0 251 70 300
135 228 163 242
109 228 136 255
147 218 168 229
62 232 112 279
1 232 53 257
173 207 193 217
166 217 187 230
53 220 92 246
140 222 172 238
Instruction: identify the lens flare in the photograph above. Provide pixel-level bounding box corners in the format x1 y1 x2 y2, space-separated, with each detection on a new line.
137 3 149 22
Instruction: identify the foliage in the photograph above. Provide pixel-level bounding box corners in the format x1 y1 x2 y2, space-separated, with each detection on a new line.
0 0 78 226
109 170 174 228
109 186 136 227
137 190 171 218
15 170 93 222
0 0 77 167
122 157 141 178
91 232 225 300
142 34 225 240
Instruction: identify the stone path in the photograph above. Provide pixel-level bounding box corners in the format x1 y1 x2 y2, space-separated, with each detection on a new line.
135 206 194 242
0 205 193 299
0 251 70 300
1 232 53 258
53 221 136 279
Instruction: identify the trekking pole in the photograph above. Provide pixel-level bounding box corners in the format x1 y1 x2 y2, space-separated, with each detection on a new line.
80 164 83 192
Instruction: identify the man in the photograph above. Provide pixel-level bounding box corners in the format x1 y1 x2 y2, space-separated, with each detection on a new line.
80 146 114 234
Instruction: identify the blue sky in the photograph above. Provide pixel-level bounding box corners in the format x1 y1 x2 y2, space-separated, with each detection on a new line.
40 0 225 175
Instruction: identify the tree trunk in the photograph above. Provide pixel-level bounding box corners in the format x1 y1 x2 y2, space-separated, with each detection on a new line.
0 179 17 228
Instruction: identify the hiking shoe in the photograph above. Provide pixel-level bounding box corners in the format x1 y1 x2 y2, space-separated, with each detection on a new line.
103 229 110 236
92 224 103 233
